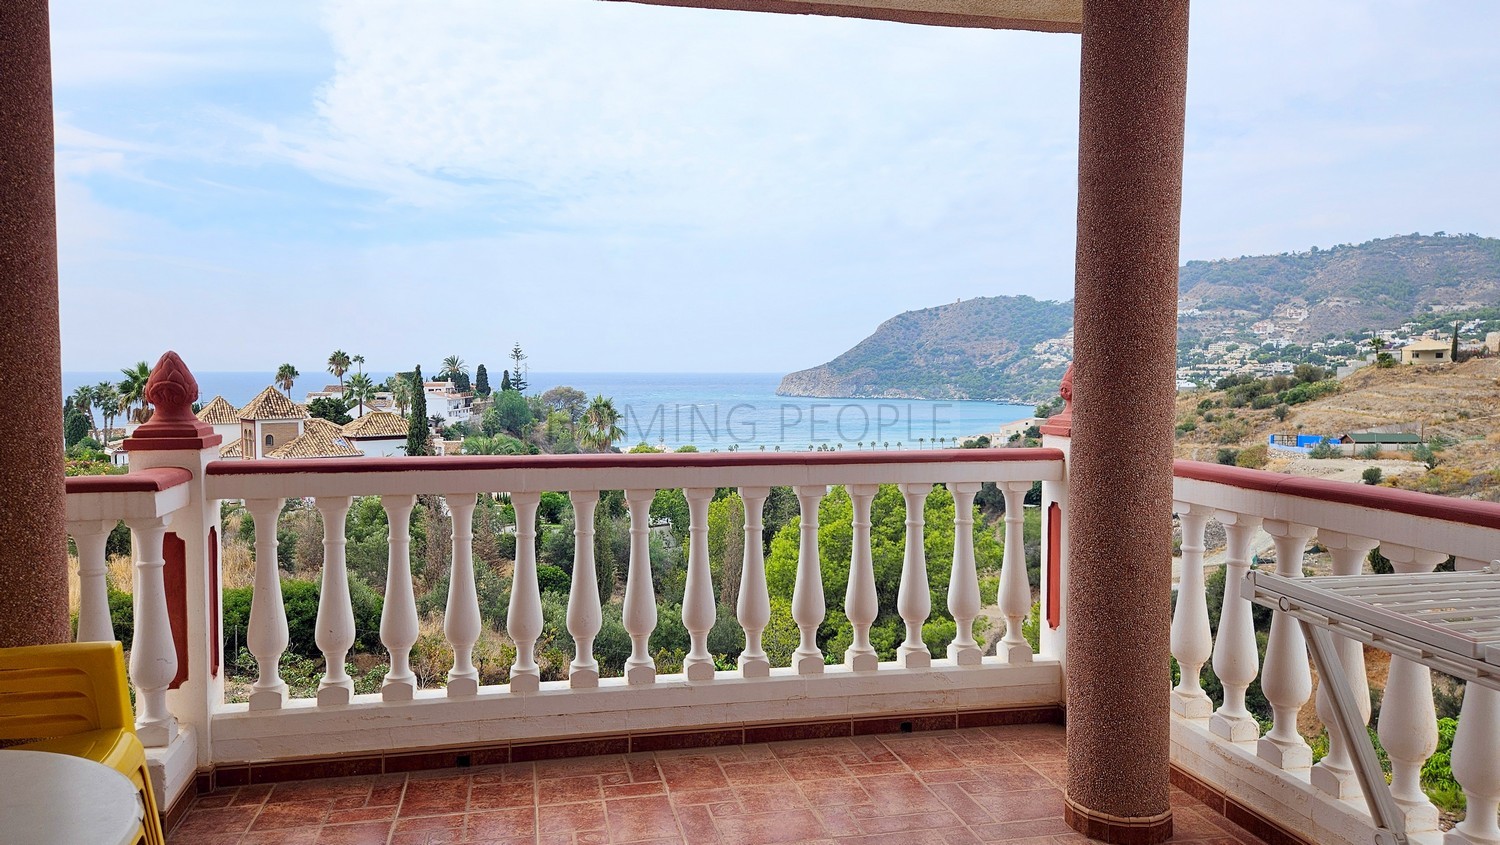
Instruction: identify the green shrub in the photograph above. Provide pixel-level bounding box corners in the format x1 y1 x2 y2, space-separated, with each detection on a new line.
1362 467 1383 485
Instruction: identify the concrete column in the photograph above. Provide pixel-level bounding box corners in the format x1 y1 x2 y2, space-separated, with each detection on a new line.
0 0 68 647
1064 1 1190 842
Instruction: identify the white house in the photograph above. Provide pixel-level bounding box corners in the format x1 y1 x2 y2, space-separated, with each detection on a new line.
423 381 474 425
341 410 409 458
195 395 241 445
238 386 309 459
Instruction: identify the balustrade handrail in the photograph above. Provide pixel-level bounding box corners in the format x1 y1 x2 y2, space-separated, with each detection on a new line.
65 467 193 495
203 448 1066 499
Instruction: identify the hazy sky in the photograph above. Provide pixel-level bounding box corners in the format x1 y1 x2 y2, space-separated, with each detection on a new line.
52 1 1500 373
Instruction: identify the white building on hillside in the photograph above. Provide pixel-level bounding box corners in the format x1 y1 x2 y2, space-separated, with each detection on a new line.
342 410 409 457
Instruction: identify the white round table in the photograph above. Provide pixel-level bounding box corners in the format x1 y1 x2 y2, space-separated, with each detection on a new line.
0 749 143 845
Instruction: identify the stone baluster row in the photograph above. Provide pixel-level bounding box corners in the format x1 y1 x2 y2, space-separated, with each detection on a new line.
127 515 179 746
238 477 1047 704
1182 508 1500 843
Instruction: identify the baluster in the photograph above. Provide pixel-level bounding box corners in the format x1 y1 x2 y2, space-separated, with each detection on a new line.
996 481 1033 663
947 482 982 666
623 489 657 684
245 497 289 710
1170 503 1213 717
124 515 178 746
682 488 717 681
1446 681 1500 845
70 519 116 643
1257 519 1316 769
1209 512 1262 741
793 485 829 673
1310 530 1380 797
567 491 602 688
507 492 541 693
313 497 355 705
1376 543 1447 833
896 483 932 668
844 484 880 671
444 493 481 696
379 494 419 701
736 487 770 678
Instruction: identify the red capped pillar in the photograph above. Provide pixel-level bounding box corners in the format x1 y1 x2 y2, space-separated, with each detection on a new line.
1065 1 1190 842
0 0 68 647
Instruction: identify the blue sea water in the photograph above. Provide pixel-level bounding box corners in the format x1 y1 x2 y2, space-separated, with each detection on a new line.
62 371 1033 451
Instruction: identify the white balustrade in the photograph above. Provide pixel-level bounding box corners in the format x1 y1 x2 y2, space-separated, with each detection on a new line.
1376 543 1447 833
946 482 982 666
379 494 419 701
1447 683 1500 845
1309 530 1380 798
124 515 178 746
445 494 482 696
681 488 717 681
623 489 657 684
566 491 602 688
1257 519 1316 769
245 497 289 711
792 485 829 673
996 481 1033 663
69 519 116 643
506 492 542 693
313 496 355 705
896 482 932 669
844 484 880 671
1209 511 1262 742
1170 502 1213 718
736 487 771 678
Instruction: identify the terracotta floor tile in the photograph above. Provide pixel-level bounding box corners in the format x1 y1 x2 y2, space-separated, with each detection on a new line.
720 759 791 786
673 802 721 844
606 780 667 799
951 764 1053 795
853 809 964 835
627 755 663 783
712 808 826 845
466 806 539 839
250 799 334 831
851 773 946 816
471 762 536 785
400 776 472 817
779 755 850 781
268 776 375 805
171 805 261 836
241 829 321 845
538 800 607 835
326 804 398 825
974 788 1065 823
665 785 737 806
315 820 395 845
540 774 606 805
469 779 536 811
657 755 729 790
535 754 628 780
797 776 872 808
605 795 681 842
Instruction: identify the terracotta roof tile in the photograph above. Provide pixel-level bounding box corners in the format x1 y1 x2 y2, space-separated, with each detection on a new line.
265 423 363 459
219 439 242 458
197 396 239 425
239 387 307 421
342 410 408 438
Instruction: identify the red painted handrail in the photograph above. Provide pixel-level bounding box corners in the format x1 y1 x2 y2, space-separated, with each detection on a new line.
65 467 193 494
1174 459 1500 532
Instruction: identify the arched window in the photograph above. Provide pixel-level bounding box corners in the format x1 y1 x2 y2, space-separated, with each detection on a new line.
265 434 274 448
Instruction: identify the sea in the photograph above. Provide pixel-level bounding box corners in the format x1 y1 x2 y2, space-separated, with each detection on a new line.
62 371 1034 452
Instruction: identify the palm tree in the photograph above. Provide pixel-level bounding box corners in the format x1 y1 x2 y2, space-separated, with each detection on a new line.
439 355 467 382
327 350 352 392
386 373 414 417
352 354 365 375
94 382 119 440
344 373 376 416
275 363 299 395
70 385 97 438
118 361 151 423
581 395 624 452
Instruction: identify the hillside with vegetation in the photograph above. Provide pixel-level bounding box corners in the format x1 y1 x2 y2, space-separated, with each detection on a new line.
777 295 1073 402
780 233 1500 402
1174 356 1500 501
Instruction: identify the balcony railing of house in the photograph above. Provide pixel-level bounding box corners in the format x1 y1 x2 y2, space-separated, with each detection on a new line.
61 360 1500 845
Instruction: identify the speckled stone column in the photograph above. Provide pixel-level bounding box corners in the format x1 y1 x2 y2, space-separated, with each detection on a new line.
0 0 69 647
1064 1 1189 842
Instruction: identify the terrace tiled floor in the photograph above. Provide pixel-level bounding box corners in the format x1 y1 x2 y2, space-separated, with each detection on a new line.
169 724 1265 845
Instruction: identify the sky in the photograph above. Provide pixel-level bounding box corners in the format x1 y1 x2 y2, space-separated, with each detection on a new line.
51 0 1500 374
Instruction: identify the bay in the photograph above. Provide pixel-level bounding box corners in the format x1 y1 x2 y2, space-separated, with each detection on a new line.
62 371 1033 451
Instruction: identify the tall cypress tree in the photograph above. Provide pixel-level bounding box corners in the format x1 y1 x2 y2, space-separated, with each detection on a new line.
1450 323 1460 362
500 370 512 392
406 365 431 456
474 364 490 396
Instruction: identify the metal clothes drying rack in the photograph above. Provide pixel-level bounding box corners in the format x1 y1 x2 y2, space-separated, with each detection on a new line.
1245 567 1500 845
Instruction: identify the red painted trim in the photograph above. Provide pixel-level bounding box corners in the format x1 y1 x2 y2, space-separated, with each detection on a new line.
1174 460 1500 531
1046 502 1062 630
603 0 1081 33
206 448 1066 477
208 527 220 680
65 467 193 494
164 532 189 690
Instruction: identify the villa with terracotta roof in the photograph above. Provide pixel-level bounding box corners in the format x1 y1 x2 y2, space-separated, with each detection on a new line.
194 395 241 444
236 386 308 459
340 409 409 457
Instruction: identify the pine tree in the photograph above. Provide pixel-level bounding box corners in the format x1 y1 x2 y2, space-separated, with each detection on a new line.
406 365 431 457
474 364 490 396
509 343 528 392
1451 323 1460 362
500 370 512 392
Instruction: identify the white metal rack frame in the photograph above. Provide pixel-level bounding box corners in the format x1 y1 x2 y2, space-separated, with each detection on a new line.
1245 568 1500 845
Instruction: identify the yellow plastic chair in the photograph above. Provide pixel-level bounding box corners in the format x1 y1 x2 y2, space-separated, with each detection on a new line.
0 642 164 845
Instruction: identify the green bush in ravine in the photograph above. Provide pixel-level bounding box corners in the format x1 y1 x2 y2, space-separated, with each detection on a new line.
222 578 383 663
